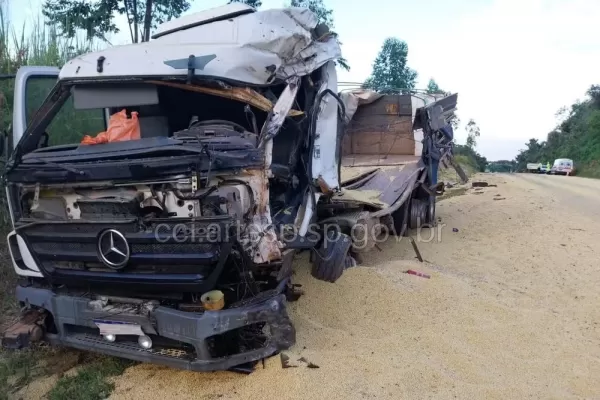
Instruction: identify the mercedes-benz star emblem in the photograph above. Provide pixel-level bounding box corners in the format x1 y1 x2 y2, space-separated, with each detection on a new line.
97 229 130 269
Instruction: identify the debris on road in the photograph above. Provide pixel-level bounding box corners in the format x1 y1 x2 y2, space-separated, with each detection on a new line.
281 354 320 369
409 237 424 262
298 357 320 369
280 353 298 369
405 270 431 279
472 181 489 187
228 361 257 375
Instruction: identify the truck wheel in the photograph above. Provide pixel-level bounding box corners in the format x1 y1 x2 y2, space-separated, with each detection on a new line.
427 196 436 225
392 198 411 236
409 199 428 229
311 231 352 283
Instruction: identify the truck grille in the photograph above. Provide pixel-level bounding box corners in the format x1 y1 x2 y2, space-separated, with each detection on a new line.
17 218 233 290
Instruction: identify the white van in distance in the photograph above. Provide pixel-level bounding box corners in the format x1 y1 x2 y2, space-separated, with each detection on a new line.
550 158 574 175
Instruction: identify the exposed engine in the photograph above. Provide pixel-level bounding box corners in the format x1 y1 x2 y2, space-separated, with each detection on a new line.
21 177 253 222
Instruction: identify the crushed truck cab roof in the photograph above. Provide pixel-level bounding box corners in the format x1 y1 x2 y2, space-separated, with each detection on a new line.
59 4 341 85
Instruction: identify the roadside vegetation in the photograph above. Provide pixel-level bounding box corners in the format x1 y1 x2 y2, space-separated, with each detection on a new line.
515 85 600 176
47 356 134 400
0 2 95 320
0 348 44 400
0 346 132 400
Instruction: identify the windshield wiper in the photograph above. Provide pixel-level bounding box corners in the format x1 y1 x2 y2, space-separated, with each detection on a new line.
26 157 87 176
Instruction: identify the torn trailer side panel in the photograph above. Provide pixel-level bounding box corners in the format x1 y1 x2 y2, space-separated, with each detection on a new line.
312 90 462 272
329 90 460 213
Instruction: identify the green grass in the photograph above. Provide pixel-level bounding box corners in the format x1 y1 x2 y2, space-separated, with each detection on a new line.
47 356 133 400
0 348 130 400
0 347 49 399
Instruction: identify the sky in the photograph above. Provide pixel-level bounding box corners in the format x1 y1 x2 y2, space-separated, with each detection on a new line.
8 0 600 160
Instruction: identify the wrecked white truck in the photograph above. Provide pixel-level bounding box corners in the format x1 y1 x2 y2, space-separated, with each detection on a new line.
1 4 462 371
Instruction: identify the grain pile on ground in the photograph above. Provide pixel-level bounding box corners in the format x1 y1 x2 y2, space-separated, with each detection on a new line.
102 173 600 400
10 173 600 399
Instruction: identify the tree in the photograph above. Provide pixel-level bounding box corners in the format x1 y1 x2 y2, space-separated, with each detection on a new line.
512 83 600 175
426 78 443 94
291 0 333 26
289 0 349 71
587 84 600 108
449 115 460 131
425 78 460 130
229 0 262 8
515 138 547 171
363 38 417 93
454 144 488 172
465 118 480 149
43 0 191 43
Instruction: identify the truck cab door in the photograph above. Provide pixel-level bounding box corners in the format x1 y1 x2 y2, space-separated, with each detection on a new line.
11 66 60 150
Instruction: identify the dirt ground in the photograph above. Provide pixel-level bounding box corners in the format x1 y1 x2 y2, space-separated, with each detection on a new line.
16 173 600 399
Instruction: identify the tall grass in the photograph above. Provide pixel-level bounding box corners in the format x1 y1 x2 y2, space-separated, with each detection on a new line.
0 3 100 319
0 4 98 129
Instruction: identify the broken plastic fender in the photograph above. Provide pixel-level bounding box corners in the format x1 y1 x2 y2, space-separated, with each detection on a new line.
81 109 140 145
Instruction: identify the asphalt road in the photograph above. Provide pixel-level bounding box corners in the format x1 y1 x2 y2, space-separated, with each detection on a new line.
513 172 600 220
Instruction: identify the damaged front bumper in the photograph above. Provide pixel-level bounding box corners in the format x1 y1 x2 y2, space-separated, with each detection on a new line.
15 286 295 371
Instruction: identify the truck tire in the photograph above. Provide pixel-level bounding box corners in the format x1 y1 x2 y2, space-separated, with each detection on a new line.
427 196 436 226
392 198 411 236
311 231 352 283
409 199 428 229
